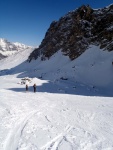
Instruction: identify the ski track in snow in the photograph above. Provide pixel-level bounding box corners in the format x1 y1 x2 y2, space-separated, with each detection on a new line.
40 125 73 150
1 90 113 150
4 110 40 150
1 92 113 150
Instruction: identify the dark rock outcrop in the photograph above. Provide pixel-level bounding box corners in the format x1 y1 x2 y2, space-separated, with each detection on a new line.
0 53 6 60
28 4 113 62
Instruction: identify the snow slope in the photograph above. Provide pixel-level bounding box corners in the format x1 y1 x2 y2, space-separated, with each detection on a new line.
1 45 113 96
0 45 113 150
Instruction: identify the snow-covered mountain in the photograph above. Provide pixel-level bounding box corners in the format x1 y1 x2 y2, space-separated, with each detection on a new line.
28 4 113 61
0 44 113 96
0 5 113 149
0 4 113 94
0 38 32 59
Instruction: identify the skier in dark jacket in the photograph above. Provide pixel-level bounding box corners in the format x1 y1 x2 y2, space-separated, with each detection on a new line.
26 84 28 91
33 84 36 92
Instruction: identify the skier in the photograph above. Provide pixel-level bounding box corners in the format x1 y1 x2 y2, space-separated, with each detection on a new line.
33 84 36 93
26 84 28 91
25 80 29 92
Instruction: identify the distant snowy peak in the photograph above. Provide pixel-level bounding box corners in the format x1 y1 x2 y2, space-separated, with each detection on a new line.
0 38 7 43
0 38 32 51
0 38 33 59
13 42 32 49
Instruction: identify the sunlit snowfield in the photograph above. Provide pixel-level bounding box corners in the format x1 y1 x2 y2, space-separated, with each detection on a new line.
0 46 113 150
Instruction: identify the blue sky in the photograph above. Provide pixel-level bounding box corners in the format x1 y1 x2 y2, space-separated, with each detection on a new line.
0 0 113 46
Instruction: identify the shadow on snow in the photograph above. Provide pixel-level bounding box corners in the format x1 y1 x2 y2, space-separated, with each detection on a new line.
1 61 113 97
7 80 113 97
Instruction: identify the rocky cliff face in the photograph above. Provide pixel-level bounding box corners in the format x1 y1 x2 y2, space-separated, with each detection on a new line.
28 4 113 61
